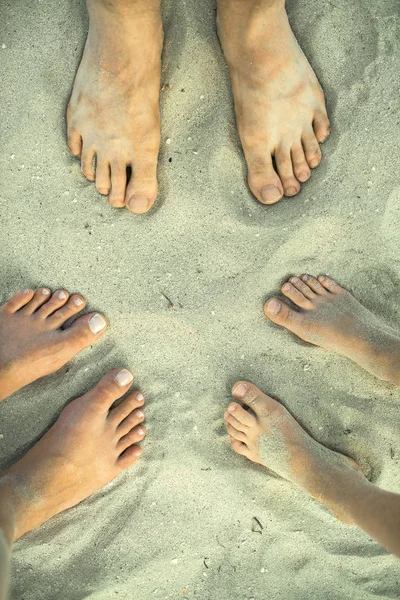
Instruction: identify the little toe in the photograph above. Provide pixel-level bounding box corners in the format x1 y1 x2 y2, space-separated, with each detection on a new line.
81 146 96 181
95 158 111 196
289 276 315 300
48 295 86 326
275 148 301 197
313 112 331 143
117 425 146 453
230 438 250 457
117 445 143 470
109 162 127 208
247 155 283 205
317 275 344 294
67 127 82 157
301 274 327 294
38 290 69 319
281 282 313 309
61 311 108 351
110 390 145 426
3 289 34 313
22 288 51 314
225 403 256 427
302 131 322 169
291 146 311 183
225 422 247 443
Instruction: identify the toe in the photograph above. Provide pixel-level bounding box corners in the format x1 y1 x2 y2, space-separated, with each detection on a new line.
313 111 331 143
125 177 158 214
38 290 69 319
281 282 313 309
291 145 311 183
117 425 146 453
67 127 82 157
289 276 315 300
225 403 257 428
275 147 301 197
317 275 344 294
226 422 247 443
232 381 279 419
301 274 327 294
3 289 35 313
95 158 111 196
61 311 108 350
116 407 145 437
224 410 249 433
47 295 86 326
22 288 51 314
109 162 127 208
302 131 322 169
83 368 134 413
81 146 96 181
263 297 302 330
110 390 145 426
247 154 283 205
125 147 159 214
230 438 250 457
117 444 143 469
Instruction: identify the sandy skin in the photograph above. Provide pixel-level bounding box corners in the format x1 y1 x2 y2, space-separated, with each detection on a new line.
217 0 330 204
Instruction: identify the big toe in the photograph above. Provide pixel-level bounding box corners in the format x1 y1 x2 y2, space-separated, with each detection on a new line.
232 381 278 418
62 312 108 351
263 298 297 328
247 158 284 205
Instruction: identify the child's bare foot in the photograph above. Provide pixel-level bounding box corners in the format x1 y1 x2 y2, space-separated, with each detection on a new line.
67 0 162 214
217 0 330 205
264 274 400 385
225 382 366 523
0 288 108 401
0 369 145 542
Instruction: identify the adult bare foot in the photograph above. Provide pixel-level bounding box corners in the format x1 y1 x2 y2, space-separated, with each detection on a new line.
0 288 108 401
217 0 330 204
67 0 162 214
0 369 145 543
264 274 400 385
225 382 400 557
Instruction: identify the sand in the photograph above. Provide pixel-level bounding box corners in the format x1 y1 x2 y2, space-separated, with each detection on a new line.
1 0 400 598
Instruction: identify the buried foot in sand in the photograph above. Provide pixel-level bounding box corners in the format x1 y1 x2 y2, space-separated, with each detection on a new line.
0 287 108 401
225 381 400 556
264 274 400 385
0 368 145 588
217 0 330 205
67 0 162 214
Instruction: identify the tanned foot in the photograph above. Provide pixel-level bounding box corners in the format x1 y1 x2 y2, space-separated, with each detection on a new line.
67 0 162 214
225 381 366 523
0 369 145 543
264 274 400 385
0 288 108 401
217 0 330 204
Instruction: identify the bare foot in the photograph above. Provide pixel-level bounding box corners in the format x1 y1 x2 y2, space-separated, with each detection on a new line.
0 369 145 542
264 274 400 385
225 381 366 523
0 288 108 401
217 0 330 204
67 0 162 214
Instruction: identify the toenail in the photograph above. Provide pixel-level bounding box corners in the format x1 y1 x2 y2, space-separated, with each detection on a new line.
233 383 248 398
260 185 282 204
135 392 144 402
23 289 30 295
59 291 67 300
291 277 299 283
88 313 107 334
266 299 281 315
302 274 309 281
137 427 145 436
114 369 134 386
318 275 326 281
283 284 292 292
128 196 150 214
136 410 144 418
285 186 298 197
74 298 84 306
309 158 320 168
42 289 50 295
298 171 309 181
228 404 236 413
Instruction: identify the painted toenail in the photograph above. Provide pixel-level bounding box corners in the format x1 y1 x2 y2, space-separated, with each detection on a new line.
74 298 84 306
42 289 50 295
233 383 248 398
136 392 144 402
137 427 145 436
136 410 144 418
260 185 282 204
266 299 281 315
88 313 107 334
285 186 298 197
128 196 150 214
59 291 67 300
114 369 134 386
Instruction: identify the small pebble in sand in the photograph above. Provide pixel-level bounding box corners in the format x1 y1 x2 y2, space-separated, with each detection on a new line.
171 559 178 565
1 44 6 49
200 95 204 100
303 364 311 371
10 154 15 159
0 434 4 439
193 151 198 155
165 138 171 145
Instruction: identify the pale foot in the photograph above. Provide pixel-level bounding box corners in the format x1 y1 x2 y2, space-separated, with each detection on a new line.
0 369 145 542
264 274 400 385
0 287 108 401
217 0 330 204
225 381 366 523
67 0 163 214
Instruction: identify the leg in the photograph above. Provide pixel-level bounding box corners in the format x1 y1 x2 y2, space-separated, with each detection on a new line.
225 382 400 556
67 0 162 214
217 0 330 204
0 288 108 401
264 274 400 385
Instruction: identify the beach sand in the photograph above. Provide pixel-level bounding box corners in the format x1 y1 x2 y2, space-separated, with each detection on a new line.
1 0 400 598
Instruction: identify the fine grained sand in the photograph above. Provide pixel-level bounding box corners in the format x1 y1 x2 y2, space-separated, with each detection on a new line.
1 0 400 598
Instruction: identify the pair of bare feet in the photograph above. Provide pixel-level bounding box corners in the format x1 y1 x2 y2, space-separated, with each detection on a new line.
1 275 400 557
67 0 330 213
